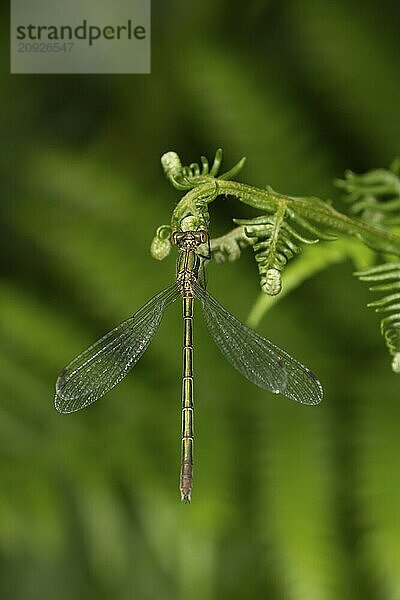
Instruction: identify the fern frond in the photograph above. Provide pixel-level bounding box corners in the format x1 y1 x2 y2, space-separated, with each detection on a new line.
235 201 336 295
207 226 253 264
248 238 373 328
355 263 400 373
161 148 246 191
337 161 400 226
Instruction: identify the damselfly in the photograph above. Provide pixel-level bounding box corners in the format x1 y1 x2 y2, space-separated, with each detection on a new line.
55 230 323 502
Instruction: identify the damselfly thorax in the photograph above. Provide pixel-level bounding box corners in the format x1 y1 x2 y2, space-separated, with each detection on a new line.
55 228 322 504
172 229 207 297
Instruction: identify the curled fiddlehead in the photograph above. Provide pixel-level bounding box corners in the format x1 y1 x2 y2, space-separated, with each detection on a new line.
234 199 336 295
153 150 400 269
149 148 400 381
151 149 246 259
161 148 246 191
355 262 400 373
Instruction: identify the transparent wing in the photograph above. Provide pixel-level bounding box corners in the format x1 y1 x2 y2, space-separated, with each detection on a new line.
55 283 179 414
195 285 323 405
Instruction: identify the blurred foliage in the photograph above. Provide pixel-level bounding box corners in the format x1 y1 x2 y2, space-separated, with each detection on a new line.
1 0 400 599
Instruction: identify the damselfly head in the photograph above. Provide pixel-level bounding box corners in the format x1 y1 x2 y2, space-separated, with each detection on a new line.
171 230 208 249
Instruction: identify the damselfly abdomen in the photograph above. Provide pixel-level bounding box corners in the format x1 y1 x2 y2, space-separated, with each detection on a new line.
55 230 323 502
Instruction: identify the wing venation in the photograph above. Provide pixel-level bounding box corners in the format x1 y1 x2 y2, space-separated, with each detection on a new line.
55 284 179 413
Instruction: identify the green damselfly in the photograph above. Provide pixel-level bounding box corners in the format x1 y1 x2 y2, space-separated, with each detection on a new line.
55 230 323 502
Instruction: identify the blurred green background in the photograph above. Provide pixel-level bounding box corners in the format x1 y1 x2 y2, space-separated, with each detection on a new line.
1 1 400 598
